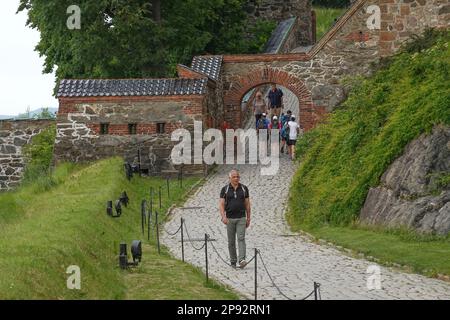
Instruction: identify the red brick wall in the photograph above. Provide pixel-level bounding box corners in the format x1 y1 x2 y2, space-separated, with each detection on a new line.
58 95 206 114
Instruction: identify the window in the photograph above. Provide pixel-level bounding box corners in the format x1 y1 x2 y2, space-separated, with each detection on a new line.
100 123 109 135
128 123 137 135
157 123 166 134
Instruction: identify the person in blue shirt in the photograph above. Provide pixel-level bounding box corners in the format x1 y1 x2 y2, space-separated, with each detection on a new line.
267 84 284 118
256 113 270 139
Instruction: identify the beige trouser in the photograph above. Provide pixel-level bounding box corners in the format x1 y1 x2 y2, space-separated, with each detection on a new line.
270 107 281 118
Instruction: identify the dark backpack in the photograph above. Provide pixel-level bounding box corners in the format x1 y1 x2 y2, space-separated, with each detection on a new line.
282 122 290 138
257 119 265 130
272 119 279 129
223 184 247 206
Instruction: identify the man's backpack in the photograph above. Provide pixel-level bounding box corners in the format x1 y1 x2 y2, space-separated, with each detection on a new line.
282 122 290 138
272 119 279 129
257 119 265 130
223 184 247 206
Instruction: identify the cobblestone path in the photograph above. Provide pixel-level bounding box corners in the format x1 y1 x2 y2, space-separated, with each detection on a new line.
161 89 450 300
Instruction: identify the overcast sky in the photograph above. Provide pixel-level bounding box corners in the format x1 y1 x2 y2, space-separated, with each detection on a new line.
0 1 58 116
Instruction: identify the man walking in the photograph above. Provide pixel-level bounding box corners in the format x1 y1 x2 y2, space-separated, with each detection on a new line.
219 169 251 269
267 83 283 118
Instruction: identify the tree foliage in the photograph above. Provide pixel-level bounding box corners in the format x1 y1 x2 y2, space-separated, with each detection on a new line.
18 0 274 89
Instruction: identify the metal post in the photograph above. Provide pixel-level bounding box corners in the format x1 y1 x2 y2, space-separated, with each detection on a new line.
179 166 183 188
150 187 153 213
205 233 209 283
159 186 162 209
141 200 146 236
156 211 160 254
181 218 185 262
147 209 151 241
166 178 170 199
314 282 318 301
255 248 258 300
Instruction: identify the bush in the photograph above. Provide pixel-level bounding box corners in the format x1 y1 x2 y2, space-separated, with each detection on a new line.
22 125 56 189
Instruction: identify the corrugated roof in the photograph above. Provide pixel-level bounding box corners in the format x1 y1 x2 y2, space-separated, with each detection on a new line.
191 56 223 81
57 78 208 98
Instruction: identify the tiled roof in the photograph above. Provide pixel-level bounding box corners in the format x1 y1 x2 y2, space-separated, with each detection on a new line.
57 78 208 97
191 56 222 81
264 17 297 53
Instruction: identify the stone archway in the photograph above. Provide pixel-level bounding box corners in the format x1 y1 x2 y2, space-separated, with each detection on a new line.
223 67 315 130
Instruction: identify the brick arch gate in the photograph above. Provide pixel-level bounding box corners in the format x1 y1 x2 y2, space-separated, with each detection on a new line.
223 67 317 130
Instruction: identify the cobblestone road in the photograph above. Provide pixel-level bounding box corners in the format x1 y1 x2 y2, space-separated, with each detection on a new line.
161 89 450 300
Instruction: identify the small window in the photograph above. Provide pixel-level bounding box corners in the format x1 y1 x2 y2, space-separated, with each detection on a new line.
128 123 137 135
100 123 109 135
157 123 166 134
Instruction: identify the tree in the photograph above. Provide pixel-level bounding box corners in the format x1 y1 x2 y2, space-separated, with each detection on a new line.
38 108 55 119
18 0 273 91
152 0 161 23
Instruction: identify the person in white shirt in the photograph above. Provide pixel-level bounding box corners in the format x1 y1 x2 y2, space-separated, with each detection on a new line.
287 116 301 160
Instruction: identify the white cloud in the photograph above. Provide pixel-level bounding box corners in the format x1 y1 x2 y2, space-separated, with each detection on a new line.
0 1 57 116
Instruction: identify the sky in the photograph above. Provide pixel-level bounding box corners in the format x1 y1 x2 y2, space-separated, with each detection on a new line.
0 1 58 116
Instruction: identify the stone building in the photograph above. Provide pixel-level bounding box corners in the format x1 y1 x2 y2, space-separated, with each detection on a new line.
54 57 224 175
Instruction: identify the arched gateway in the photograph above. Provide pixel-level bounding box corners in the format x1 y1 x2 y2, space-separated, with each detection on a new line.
223 67 314 130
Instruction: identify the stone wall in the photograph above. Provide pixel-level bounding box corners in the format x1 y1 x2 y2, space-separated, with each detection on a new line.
0 119 55 191
360 125 450 235
378 0 450 56
245 0 313 45
55 92 217 175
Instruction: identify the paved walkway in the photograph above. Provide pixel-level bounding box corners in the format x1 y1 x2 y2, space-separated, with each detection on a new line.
161 89 450 300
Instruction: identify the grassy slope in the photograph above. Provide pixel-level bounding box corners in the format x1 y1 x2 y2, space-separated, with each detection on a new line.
0 158 238 299
314 6 346 40
288 32 450 277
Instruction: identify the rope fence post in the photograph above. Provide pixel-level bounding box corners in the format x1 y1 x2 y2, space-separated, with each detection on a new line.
141 199 147 236
181 218 185 262
147 209 151 241
205 233 209 283
166 178 170 199
156 210 160 254
314 282 320 300
159 186 162 209
255 248 258 300
150 187 153 214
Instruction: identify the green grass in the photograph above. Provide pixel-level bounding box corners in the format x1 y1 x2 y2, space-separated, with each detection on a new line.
314 6 346 40
303 225 450 277
288 30 450 276
0 158 238 299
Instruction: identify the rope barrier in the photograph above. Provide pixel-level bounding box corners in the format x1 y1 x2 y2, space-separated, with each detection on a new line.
163 224 182 237
157 215 323 299
209 239 233 266
183 222 207 251
257 250 294 300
